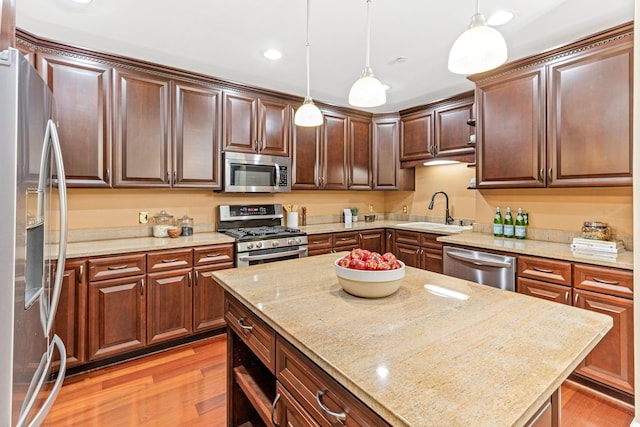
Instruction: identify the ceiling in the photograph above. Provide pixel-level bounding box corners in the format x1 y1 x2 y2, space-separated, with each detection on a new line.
16 0 634 113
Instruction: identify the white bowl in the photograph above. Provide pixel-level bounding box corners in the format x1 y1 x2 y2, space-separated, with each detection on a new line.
334 258 405 298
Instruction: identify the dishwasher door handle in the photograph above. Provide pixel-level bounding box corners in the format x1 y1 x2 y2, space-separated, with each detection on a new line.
446 251 512 268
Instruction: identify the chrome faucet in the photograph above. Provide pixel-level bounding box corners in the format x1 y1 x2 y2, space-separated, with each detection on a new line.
428 191 454 224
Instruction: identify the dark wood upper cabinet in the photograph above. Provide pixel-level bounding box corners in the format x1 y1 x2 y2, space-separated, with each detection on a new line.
400 109 434 162
222 91 291 157
372 115 414 191
38 52 111 187
322 111 349 190
475 66 546 188
291 124 321 189
113 68 171 187
547 35 633 187
434 97 475 159
471 22 632 188
0 0 15 51
348 116 372 190
172 80 222 189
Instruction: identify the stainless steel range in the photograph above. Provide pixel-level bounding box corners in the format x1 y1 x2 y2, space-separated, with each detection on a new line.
217 204 308 267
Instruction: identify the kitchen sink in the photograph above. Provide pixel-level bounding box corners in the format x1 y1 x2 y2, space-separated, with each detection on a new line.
397 222 473 233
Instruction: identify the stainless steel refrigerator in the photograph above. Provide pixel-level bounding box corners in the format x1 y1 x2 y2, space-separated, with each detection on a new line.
0 48 68 426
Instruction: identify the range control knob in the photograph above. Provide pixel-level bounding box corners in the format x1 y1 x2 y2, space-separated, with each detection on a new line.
288 238 294 245
246 243 254 250
295 237 302 244
272 240 280 247
255 242 263 249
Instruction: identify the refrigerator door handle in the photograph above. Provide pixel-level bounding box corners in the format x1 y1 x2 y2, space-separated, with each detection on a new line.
38 120 68 337
16 335 67 427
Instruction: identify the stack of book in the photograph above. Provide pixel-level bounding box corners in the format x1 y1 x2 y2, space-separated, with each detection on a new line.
571 238 625 260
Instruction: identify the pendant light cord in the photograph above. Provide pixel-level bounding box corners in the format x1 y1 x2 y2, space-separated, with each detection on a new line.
365 0 372 69
475 0 480 14
305 0 312 98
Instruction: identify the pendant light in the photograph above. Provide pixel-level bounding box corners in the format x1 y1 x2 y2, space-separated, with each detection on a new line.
294 0 323 127
348 0 386 108
448 0 508 75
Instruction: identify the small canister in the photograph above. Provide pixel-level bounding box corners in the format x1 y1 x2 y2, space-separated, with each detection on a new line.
152 210 175 237
581 221 611 241
178 215 194 236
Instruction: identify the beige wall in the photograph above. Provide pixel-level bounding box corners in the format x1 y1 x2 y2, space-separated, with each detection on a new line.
66 163 632 240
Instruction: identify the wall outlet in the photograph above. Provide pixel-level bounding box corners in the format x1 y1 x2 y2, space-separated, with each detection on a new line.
368 204 374 212
139 211 149 224
402 205 408 214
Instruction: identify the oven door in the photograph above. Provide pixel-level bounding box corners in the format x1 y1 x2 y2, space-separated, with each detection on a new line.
237 246 308 267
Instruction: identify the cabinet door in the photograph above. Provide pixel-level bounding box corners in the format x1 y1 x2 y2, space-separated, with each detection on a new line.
348 116 372 189
395 243 420 269
547 38 632 187
385 229 395 254
435 98 475 158
373 116 400 189
172 80 222 189
322 111 348 190
518 277 571 305
421 234 443 274
476 66 546 188
53 259 87 368
147 268 193 345
573 289 634 394
258 97 291 157
275 382 319 427
400 109 434 162
113 68 170 187
38 53 111 187
193 265 230 333
291 124 321 189
88 275 146 361
222 91 257 153
359 230 385 254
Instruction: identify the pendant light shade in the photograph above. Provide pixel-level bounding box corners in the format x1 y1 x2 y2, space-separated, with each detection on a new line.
349 0 386 108
295 0 323 127
448 1 508 75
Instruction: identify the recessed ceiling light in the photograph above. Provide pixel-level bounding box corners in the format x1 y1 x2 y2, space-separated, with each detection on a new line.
487 10 514 26
263 49 282 60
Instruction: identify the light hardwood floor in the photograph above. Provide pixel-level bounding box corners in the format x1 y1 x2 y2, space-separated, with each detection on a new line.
43 335 634 426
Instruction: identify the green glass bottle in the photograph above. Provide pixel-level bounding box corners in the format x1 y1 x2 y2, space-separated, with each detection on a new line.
493 207 503 237
503 207 514 238
515 208 526 239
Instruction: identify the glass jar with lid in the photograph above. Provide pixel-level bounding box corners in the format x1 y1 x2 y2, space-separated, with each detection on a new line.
581 221 611 241
177 215 194 236
152 210 175 237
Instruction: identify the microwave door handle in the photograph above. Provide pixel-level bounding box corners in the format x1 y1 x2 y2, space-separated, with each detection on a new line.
38 120 68 337
17 335 67 427
274 163 281 189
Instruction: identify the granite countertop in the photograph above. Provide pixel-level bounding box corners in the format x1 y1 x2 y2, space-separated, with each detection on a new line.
213 253 612 427
437 232 634 270
65 232 235 259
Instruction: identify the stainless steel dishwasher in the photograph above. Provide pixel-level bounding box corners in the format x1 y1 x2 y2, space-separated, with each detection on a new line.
443 246 517 291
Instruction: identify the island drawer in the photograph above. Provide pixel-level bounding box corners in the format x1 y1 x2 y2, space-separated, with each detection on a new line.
518 256 572 286
276 336 390 427
147 248 193 273
194 244 234 267
88 253 146 282
225 295 276 373
574 264 633 299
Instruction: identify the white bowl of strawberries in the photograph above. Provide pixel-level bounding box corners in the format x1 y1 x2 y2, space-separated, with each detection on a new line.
334 249 405 298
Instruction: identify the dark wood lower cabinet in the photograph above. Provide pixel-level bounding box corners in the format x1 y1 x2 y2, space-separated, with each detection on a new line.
146 267 193 345
573 289 634 395
359 230 385 253
87 275 146 361
518 278 571 305
193 265 229 333
53 259 87 368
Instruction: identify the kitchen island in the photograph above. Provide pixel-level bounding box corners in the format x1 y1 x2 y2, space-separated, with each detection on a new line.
212 253 612 426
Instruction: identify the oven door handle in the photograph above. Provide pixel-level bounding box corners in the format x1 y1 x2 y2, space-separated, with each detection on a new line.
238 247 308 262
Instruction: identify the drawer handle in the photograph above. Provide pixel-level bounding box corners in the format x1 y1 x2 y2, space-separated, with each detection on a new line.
532 267 554 274
338 237 350 241
271 393 281 427
237 317 253 331
161 258 180 263
107 264 129 270
312 241 325 245
316 389 346 422
592 277 620 286
205 253 221 258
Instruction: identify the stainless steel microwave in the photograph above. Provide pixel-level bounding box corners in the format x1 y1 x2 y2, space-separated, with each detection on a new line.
224 152 291 193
